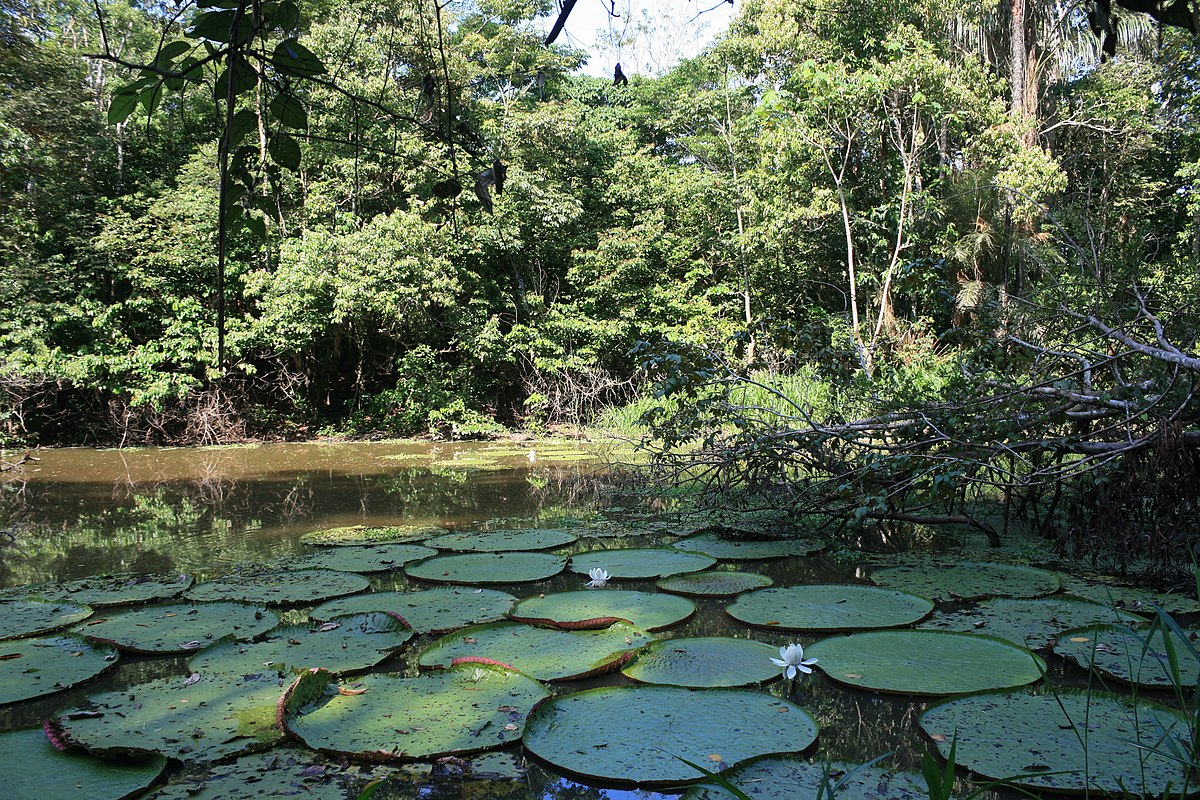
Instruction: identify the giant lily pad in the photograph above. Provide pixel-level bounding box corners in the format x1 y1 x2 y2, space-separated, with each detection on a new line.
919 689 1192 793
522 685 818 787
301 525 448 546
310 588 516 634
0 728 166 800
289 544 438 573
670 533 821 561
727 585 933 631
621 637 781 687
509 590 695 631
0 633 118 705
870 561 1060 601
424 528 578 552
568 548 716 580
39 573 194 607
280 662 549 761
1054 624 1200 688
657 571 774 597
188 612 412 678
406 552 566 584
0 599 93 640
418 620 652 680
1060 577 1200 615
145 749 374 800
53 671 284 762
185 569 369 606
918 596 1143 649
77 602 277 654
805 630 1044 695
682 759 932 800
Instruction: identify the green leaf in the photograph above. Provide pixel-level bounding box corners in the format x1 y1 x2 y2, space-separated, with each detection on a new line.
227 109 258 147
139 84 163 116
272 38 326 77
154 40 192 65
268 93 308 129
268 132 302 169
269 0 301 32
190 9 255 43
107 90 140 125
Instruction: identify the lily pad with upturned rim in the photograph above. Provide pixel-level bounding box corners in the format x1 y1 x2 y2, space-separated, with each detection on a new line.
185 569 369 606
917 596 1143 649
76 602 277 654
509 590 695 631
567 548 716 580
289 544 438 573
726 585 933 631
919 688 1192 794
621 637 781 687
310 588 516 634
0 728 167 800
656 571 774 597
418 620 652 680
0 633 119 705
423 528 578 552
870 561 1061 601
521 685 818 788
805 630 1044 695
681 758 933 800
300 525 449 546
53 671 285 762
1053 623 1200 688
280 662 549 762
0 599 93 641
187 612 412 678
670 533 821 561
406 552 566 584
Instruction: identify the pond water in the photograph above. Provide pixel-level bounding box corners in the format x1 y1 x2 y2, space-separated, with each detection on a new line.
0 442 1187 799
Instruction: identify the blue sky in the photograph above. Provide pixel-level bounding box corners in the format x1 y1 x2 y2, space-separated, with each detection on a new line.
537 0 736 77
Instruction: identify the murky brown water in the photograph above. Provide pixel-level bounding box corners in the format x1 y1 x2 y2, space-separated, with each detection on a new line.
0 443 1157 800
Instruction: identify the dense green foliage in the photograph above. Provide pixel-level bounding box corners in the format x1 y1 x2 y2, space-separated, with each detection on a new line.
2 0 1199 569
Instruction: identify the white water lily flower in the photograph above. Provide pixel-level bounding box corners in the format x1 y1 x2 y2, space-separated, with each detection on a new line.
586 567 610 589
770 643 818 680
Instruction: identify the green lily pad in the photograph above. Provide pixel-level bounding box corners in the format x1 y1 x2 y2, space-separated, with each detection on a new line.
185 569 369 606
656 571 774 597
727 585 933 631
621 637 781 687
870 561 1060 601
280 662 549 761
682 759 932 800
1054 624 1200 688
53 671 285 762
310 588 516 634
0 633 118 705
423 528 578 552
290 544 438 573
419 620 652 680
144 750 373 800
406 552 566 584
0 599 93 641
40 573 194 607
1060 577 1200 615
509 590 695 631
301 525 448 546
919 689 1192 793
805 630 1044 695
918 596 1143 649
568 548 716 579
0 728 166 800
77 602 278 654
188 612 412 678
522 685 818 787
670 533 821 560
